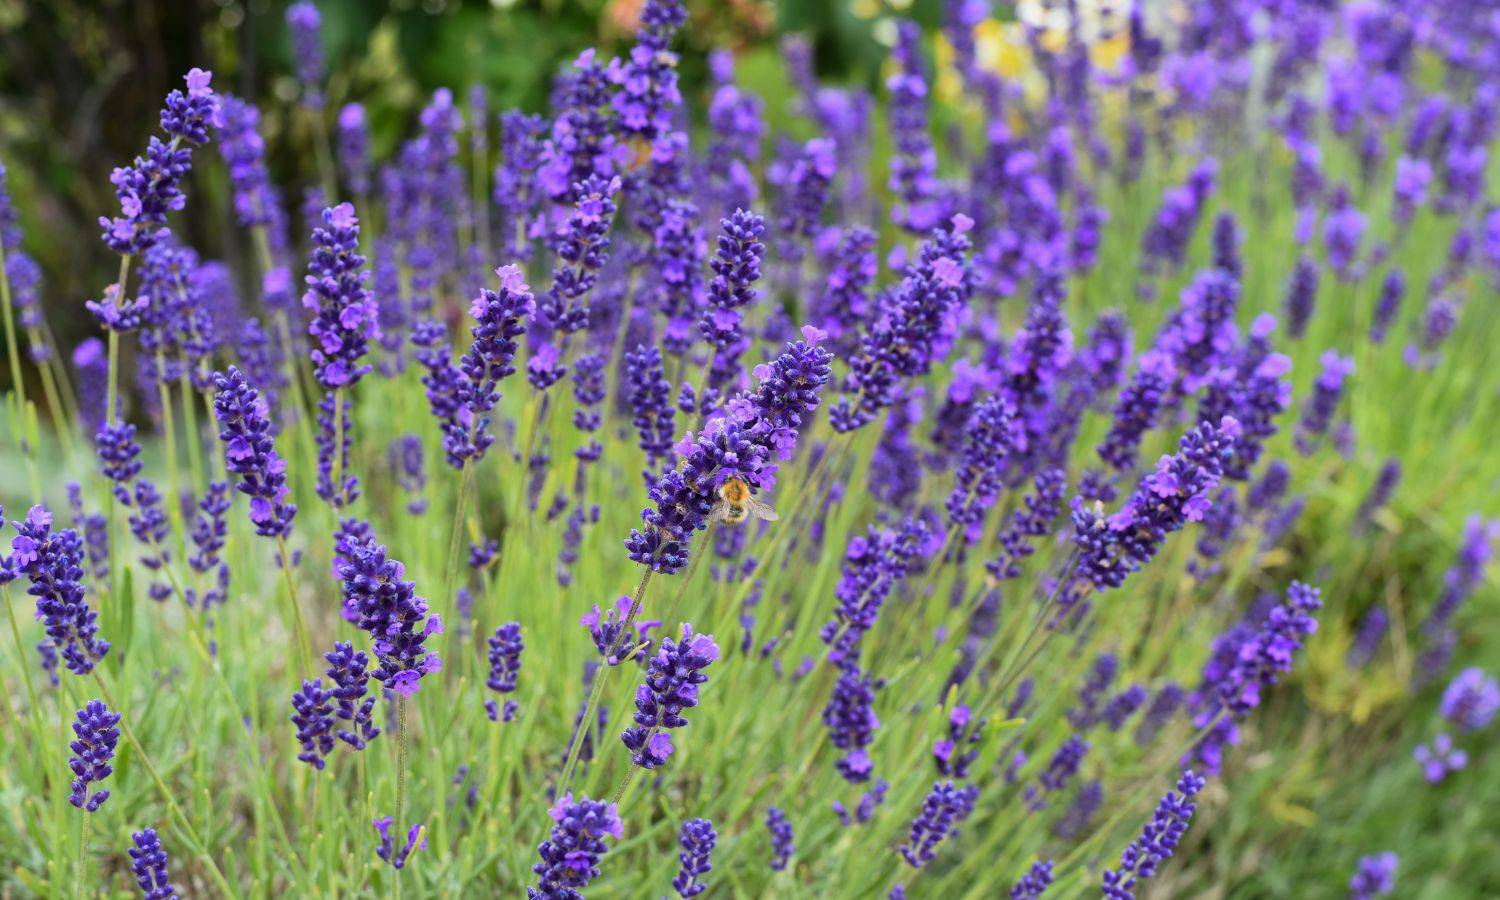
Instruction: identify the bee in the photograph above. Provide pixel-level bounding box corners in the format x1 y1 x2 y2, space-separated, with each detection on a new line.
709 476 779 526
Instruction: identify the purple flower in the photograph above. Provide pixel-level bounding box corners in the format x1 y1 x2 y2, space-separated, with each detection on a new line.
529 793 622 898
831 218 975 431
672 818 716 898
95 422 143 496
315 392 358 509
625 343 677 471
1323 185 1365 281
304 202 378 388
326 641 380 749
337 104 371 197
823 662 883 783
526 342 566 392
539 174 622 335
1095 350 1174 481
1413 733 1467 784
765 807 794 871
821 517 929 663
538 50 619 204
1283 255 1319 340
887 22 948 233
212 367 297 539
775 138 837 252
1135 684 1185 746
100 69 219 255
1440 668 1499 731
1185 582 1323 775
216 94 276 227
1294 351 1353 454
1141 158 1217 275
495 111 544 259
336 537 443 697
1157 268 1240 396
812 226 877 354
128 828 178 900
373 816 426 870
987 467 1066 580
68 699 121 811
621 625 719 769
699 209 766 353
580 596 655 666
286 2 325 106
1030 736 1090 809
485 622 523 721
1100 771 1205 898
291 679 335 770
899 781 979 869
1369 269 1404 345
1009 860 1054 899
389 435 428 515
458 265 534 461
626 332 833 574
1393 156 1432 224
946 397 1022 538
932 704 986 780
1348 852 1397 899
13 506 110 675
71 338 108 432
1072 417 1240 598
608 0 686 141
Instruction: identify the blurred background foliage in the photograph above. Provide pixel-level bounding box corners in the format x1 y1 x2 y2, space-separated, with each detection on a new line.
0 0 961 365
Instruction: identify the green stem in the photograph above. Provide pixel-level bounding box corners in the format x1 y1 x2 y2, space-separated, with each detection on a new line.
276 535 315 676
104 255 132 425
0 237 29 409
394 696 409 900
3 586 51 783
77 812 89 899
558 568 654 794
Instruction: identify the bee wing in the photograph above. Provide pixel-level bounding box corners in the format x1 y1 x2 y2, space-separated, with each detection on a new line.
707 500 733 523
746 496 780 522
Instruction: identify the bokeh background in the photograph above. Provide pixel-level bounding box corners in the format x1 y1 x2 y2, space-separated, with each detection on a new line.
0 0 937 365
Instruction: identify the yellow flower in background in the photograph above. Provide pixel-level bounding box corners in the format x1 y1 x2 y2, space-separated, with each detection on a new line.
1092 30 1129 72
933 31 963 104
975 19 1030 80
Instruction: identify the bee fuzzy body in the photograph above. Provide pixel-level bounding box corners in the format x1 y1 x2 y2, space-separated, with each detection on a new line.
709 476 779 526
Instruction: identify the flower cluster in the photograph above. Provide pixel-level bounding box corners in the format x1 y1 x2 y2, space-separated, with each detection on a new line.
530 793 622 899
304 202 378 389
100 69 220 255
68 699 121 811
621 625 719 769
336 537 443 697
1101 771 1206 898
212 367 297 539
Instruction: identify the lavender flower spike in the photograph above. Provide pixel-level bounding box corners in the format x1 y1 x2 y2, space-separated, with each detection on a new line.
337 537 444 697
529 793 623 898
212 367 297 539
1101 770 1205 899
304 202 378 388
621 625 719 769
68 699 121 811
1348 852 1397 899
13 505 110 675
766 807 794 871
485 622 523 723
99 69 221 256
673 818 716 897
128 828 179 899
900 781 979 869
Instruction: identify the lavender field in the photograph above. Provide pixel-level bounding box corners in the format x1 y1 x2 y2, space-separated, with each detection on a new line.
0 0 1497 897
